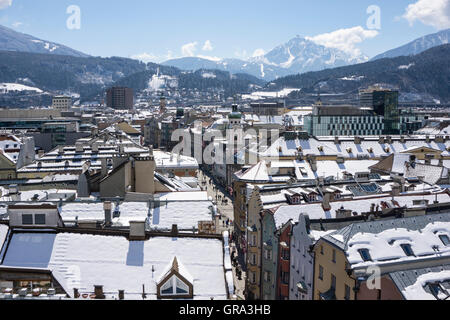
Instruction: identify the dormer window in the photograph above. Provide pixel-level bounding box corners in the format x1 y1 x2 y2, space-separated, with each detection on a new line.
157 257 193 299
401 244 415 257
439 235 450 246
358 249 372 262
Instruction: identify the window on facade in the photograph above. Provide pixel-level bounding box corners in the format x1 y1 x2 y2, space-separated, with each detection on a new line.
22 214 33 225
282 249 290 260
439 235 450 246
332 249 336 263
331 274 336 289
319 265 324 280
401 244 415 257
251 254 257 266
320 246 324 255
345 285 351 300
358 249 372 262
264 271 272 283
282 271 289 284
34 214 46 225
160 276 189 296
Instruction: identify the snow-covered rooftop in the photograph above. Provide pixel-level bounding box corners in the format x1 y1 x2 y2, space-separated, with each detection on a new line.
272 192 450 228
60 200 214 230
1 233 227 300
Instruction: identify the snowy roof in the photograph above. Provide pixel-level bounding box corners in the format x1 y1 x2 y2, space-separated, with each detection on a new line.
153 151 199 170
235 161 269 182
0 189 76 202
315 160 378 178
391 266 450 300
60 200 214 230
1 233 227 300
157 191 209 202
271 192 450 228
258 136 450 159
322 213 450 270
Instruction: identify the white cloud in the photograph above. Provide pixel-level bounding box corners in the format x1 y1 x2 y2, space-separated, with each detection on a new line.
181 41 198 57
202 40 213 51
252 48 266 57
0 0 12 10
402 0 450 29
306 26 379 59
12 21 23 28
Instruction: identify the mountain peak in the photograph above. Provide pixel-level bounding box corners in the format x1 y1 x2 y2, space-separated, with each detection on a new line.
0 24 89 58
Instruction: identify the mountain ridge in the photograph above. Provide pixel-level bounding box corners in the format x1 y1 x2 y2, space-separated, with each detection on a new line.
269 44 450 103
0 24 89 58
372 28 450 61
163 36 366 81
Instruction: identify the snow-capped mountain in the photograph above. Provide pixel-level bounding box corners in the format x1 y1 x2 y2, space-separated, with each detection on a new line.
163 36 367 80
253 36 365 71
372 28 450 61
0 24 89 57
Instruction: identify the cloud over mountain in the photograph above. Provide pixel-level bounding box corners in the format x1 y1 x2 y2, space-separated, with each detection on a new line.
306 26 379 61
403 0 450 29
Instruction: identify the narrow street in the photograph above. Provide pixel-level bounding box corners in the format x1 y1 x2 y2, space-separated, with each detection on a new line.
198 169 246 300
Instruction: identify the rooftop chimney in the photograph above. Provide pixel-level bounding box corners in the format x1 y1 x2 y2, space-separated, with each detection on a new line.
104 201 112 227
94 285 105 299
118 290 125 300
100 158 108 178
75 143 83 153
171 224 179 236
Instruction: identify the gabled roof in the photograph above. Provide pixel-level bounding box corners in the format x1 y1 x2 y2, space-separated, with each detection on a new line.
237 161 269 182
401 146 443 154
157 256 194 284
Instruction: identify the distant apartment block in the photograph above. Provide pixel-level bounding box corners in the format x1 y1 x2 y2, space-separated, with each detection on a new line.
51 96 72 111
106 87 134 110
251 101 286 116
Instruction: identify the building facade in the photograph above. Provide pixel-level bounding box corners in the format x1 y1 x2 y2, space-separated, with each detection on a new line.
106 87 134 110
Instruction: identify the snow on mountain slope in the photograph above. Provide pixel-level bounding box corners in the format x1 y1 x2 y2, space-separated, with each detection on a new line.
163 36 367 80
372 28 450 61
0 24 89 57
0 83 44 93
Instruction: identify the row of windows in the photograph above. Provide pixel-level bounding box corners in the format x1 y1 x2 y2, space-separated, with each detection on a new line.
318 266 351 300
326 123 383 130
357 236 450 261
315 116 384 125
22 214 46 225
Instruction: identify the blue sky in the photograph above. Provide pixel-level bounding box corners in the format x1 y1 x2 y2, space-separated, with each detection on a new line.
0 0 449 62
